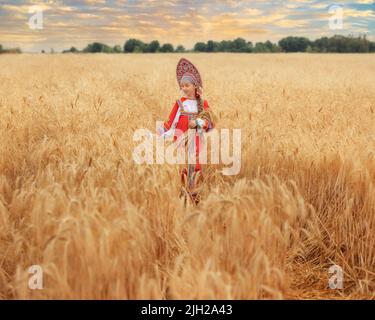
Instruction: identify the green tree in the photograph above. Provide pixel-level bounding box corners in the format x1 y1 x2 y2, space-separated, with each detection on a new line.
175 44 185 52
241 41 253 52
145 40 160 53
313 37 329 53
279 36 311 52
124 39 145 53
133 45 144 53
113 45 122 53
207 40 219 52
218 40 230 52
160 43 174 52
83 42 113 53
253 42 270 53
194 42 207 52
233 37 247 52
62 46 79 53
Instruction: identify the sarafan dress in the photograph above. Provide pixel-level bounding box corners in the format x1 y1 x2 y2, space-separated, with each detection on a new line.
158 96 215 205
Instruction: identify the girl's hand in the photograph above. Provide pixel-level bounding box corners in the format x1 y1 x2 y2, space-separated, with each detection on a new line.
156 125 164 136
189 120 197 129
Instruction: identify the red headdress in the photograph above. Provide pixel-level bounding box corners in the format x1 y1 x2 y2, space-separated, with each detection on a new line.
176 58 203 89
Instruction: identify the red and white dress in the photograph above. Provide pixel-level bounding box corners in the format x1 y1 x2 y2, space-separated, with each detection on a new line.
159 96 214 174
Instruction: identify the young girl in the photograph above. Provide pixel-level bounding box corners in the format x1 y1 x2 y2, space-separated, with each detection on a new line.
157 58 215 205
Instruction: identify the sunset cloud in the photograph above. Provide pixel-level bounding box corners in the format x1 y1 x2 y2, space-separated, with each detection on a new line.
0 0 374 52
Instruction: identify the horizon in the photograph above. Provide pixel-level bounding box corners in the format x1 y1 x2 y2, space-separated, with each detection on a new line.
3 33 374 54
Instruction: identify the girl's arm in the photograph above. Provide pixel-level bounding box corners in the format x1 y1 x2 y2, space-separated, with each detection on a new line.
157 101 179 135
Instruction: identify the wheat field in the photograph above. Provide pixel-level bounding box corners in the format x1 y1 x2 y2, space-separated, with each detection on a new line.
0 53 374 299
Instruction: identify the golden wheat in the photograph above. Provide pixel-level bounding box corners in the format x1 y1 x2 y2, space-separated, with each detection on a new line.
0 53 374 299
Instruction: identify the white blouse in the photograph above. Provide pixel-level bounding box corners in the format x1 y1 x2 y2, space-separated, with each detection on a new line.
182 99 198 113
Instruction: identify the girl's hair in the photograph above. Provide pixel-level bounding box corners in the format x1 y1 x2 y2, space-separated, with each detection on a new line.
195 87 204 114
194 86 215 129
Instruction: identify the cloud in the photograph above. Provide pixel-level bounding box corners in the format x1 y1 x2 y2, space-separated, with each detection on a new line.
0 0 373 52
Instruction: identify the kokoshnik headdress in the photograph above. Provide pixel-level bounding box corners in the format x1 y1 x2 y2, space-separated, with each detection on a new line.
176 58 203 89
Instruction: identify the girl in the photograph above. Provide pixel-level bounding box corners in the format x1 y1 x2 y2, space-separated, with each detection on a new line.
157 58 215 205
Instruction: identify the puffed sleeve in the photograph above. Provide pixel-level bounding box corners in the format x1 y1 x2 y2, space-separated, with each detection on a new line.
157 100 179 135
164 101 179 130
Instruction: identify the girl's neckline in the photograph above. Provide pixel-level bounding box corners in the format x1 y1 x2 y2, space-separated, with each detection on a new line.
184 97 197 101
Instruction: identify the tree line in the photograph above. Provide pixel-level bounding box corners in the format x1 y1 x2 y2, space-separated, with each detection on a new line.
1 34 374 54
62 35 375 54
0 44 22 54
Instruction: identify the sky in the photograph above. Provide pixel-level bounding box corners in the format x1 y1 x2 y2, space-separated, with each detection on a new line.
0 0 374 52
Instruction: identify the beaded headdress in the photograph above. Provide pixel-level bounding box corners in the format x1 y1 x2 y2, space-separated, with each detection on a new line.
176 58 203 89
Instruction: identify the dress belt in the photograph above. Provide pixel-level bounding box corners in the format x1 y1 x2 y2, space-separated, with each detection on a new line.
180 111 198 116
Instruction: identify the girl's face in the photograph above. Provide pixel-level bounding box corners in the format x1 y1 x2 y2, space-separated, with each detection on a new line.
180 81 196 98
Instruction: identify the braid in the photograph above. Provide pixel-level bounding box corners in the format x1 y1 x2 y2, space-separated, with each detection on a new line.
195 88 204 114
195 86 214 128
